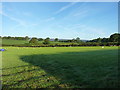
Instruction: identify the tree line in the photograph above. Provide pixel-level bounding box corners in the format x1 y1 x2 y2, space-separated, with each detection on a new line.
88 33 120 43
29 37 81 44
1 33 120 47
0 36 30 40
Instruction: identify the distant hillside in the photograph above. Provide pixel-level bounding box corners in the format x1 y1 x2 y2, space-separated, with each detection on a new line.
81 40 90 42
2 39 29 45
50 38 89 42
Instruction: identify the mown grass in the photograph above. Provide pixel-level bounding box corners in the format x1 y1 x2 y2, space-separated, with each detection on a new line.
1 46 119 88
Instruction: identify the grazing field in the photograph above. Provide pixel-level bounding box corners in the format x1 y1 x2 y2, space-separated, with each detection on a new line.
2 39 67 45
1 46 119 88
2 39 29 45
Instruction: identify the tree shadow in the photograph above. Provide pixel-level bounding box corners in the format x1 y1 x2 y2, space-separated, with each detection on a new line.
20 49 119 88
3 49 119 88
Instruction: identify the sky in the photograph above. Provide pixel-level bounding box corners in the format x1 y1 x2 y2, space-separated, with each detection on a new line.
1 2 118 40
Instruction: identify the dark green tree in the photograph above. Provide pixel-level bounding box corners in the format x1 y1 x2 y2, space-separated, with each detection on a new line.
7 36 11 39
38 38 43 41
109 33 120 42
25 36 29 40
54 38 58 42
76 37 80 43
72 38 76 42
101 38 109 42
97 37 102 43
46 37 50 40
29 37 38 44
43 37 50 44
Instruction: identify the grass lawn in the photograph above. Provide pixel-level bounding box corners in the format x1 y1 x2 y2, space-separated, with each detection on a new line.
1 46 119 88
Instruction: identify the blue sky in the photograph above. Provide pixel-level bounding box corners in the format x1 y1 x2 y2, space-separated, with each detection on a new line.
1 2 118 40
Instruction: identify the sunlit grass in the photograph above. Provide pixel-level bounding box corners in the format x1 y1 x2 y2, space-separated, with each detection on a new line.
2 46 119 88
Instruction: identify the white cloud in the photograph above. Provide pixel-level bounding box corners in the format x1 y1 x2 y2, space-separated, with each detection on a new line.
1 11 39 31
55 2 78 14
3 12 27 26
53 2 89 23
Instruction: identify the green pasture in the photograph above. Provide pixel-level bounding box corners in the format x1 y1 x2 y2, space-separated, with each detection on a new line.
1 46 119 88
2 39 29 45
2 39 65 45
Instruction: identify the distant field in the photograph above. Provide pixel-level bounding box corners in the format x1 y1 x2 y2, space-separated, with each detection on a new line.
2 46 119 88
2 39 76 45
2 39 29 45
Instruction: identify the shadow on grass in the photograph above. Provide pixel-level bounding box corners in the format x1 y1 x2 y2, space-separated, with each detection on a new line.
3 49 119 88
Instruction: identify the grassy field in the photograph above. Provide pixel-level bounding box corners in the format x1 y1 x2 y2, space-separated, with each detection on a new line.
1 46 119 88
2 39 29 45
2 39 77 45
